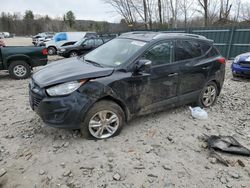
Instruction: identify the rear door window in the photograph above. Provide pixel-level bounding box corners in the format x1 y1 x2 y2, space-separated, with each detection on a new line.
174 40 202 61
95 39 104 46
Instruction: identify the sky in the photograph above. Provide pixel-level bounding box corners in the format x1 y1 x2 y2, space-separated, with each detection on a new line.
0 0 121 22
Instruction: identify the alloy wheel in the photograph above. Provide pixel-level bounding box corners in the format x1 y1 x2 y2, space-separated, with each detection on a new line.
88 110 119 139
202 85 217 107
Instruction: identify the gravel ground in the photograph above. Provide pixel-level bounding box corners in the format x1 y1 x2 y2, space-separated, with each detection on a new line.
0 38 250 188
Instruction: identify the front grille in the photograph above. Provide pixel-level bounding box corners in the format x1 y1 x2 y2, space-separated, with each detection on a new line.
29 79 44 109
33 96 42 107
240 61 250 67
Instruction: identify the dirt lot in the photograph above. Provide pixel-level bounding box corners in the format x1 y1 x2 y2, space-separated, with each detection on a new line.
0 38 250 188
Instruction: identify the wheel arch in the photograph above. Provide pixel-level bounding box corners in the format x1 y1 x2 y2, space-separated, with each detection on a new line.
207 79 221 96
6 56 31 69
96 96 131 122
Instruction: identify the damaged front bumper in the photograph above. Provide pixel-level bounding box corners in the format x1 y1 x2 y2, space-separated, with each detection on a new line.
29 84 92 129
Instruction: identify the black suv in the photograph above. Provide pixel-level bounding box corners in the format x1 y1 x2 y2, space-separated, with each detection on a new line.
57 38 105 58
29 32 225 139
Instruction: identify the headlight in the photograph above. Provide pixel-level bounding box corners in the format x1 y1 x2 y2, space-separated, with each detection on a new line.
234 56 240 64
46 80 87 96
60 48 66 52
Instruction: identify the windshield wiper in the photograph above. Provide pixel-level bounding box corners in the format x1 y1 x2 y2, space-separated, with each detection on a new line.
85 59 103 68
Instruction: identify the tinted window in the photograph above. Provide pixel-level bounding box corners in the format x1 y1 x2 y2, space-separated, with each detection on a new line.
207 46 220 57
200 42 212 54
175 40 202 61
95 39 103 46
144 41 172 66
84 39 95 47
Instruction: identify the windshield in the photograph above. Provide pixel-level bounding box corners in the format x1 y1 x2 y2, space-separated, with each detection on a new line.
84 38 147 67
75 38 87 46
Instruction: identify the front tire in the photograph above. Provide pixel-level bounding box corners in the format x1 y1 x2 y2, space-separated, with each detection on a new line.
81 100 125 139
198 81 218 108
69 51 78 57
8 61 31 79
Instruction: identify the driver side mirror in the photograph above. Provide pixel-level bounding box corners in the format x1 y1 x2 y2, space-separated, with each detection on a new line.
135 59 152 73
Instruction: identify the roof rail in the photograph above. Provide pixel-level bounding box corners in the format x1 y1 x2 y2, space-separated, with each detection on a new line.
159 32 207 39
121 31 156 36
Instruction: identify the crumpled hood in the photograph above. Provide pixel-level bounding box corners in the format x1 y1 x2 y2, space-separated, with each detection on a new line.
32 57 114 88
238 52 250 62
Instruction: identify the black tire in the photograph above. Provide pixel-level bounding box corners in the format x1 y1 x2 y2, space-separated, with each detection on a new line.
232 72 238 78
69 51 78 57
47 46 56 55
8 61 31 79
197 81 218 108
81 100 125 139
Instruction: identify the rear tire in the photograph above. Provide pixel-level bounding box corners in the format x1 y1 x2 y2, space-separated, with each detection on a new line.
81 100 125 139
8 61 31 79
197 81 218 108
47 46 56 55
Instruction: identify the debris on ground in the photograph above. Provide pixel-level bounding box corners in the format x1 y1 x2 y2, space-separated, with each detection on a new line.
189 107 208 120
205 135 250 156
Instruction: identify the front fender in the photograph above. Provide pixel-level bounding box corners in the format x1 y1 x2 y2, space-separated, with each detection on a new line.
78 81 131 121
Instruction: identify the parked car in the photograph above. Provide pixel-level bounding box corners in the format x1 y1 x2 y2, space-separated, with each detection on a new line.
0 40 5 47
46 32 97 55
57 37 105 58
0 33 4 39
0 46 48 79
36 35 54 47
2 32 10 38
231 52 250 77
32 32 54 46
29 32 225 139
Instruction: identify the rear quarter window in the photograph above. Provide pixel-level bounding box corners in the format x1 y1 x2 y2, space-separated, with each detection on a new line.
199 42 212 54
207 46 220 57
174 40 202 61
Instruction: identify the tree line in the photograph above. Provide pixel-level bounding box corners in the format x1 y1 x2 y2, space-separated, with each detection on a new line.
1 1 250 36
104 0 250 29
0 10 128 36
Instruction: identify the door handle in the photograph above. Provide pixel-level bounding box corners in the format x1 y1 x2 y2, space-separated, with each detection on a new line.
168 73 178 77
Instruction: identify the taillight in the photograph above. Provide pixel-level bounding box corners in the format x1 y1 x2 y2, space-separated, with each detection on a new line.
42 48 48 55
218 58 226 64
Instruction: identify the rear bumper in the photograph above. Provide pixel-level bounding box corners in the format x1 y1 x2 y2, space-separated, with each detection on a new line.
32 58 48 67
29 87 93 129
231 63 250 76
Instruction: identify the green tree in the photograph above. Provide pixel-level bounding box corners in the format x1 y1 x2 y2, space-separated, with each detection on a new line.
24 10 34 20
64 11 75 28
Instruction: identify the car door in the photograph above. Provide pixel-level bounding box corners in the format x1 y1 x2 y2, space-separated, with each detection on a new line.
94 38 104 48
174 40 213 99
80 39 95 54
133 40 179 113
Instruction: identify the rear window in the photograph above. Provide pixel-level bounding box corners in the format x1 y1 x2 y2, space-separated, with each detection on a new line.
207 46 220 57
200 42 212 54
174 40 202 61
